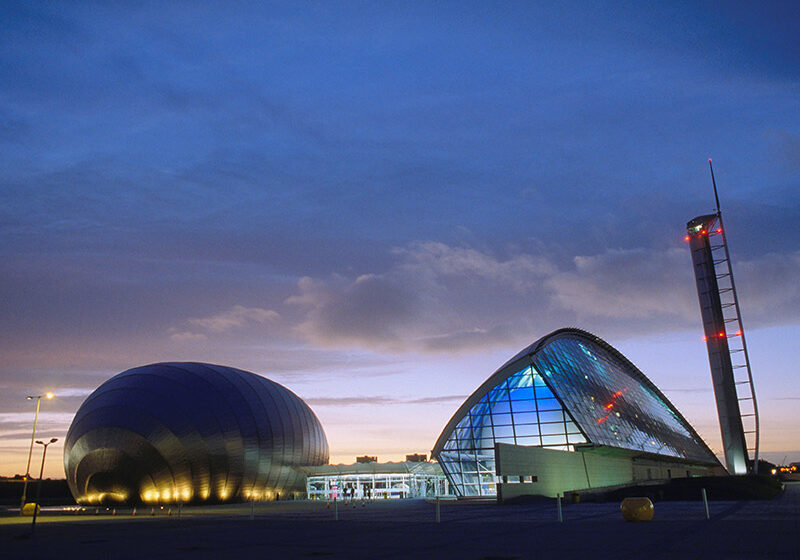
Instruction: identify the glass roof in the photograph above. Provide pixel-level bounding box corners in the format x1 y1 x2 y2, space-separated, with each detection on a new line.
433 329 718 497
531 336 716 463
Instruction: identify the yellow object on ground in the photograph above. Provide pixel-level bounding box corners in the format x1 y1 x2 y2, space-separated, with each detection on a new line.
620 497 654 522
21 503 40 516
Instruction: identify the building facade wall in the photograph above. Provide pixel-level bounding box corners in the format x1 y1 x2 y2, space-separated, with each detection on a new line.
495 443 714 500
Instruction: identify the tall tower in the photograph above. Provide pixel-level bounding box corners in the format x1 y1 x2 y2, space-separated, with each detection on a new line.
685 160 759 475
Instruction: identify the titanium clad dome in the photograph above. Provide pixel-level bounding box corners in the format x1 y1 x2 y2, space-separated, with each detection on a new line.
64 362 329 505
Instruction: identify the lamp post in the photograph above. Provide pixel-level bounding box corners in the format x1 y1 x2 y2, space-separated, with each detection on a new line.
31 437 58 534
20 393 54 514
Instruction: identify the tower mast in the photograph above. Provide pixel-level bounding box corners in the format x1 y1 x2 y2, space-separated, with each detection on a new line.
685 160 759 475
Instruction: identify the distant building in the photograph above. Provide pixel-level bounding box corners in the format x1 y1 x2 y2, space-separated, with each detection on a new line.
356 455 378 464
432 328 721 500
406 453 427 463
302 461 449 500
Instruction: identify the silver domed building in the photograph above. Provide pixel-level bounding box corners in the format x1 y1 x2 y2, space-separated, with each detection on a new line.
64 362 328 505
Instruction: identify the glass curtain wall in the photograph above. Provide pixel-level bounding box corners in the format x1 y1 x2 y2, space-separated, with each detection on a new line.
438 365 586 497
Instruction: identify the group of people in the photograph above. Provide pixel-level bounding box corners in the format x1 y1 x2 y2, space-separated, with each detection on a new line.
333 484 374 503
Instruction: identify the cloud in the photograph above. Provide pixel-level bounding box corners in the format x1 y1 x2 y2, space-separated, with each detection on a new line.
546 248 696 320
305 396 395 406
169 331 208 343
305 395 466 407
168 305 280 342
50 388 95 398
187 305 279 333
286 241 800 354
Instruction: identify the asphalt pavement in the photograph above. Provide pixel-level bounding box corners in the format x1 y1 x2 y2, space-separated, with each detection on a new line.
1 482 798 559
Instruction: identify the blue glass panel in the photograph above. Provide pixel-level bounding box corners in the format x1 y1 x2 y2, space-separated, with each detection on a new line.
512 411 539 424
493 425 514 438
540 423 566 436
491 400 512 415
538 410 565 423
510 399 536 414
536 398 562 411
491 413 513 426
534 385 555 399
510 388 535 402
507 367 533 389
565 421 581 434
542 435 568 445
513 424 539 437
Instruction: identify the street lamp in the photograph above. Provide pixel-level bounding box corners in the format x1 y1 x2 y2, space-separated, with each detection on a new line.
31 437 58 534
20 393 54 514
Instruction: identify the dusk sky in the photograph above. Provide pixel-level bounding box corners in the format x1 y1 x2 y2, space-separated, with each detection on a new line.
2 1 799 477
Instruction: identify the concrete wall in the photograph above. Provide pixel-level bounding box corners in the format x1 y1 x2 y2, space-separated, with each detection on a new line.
495 443 712 500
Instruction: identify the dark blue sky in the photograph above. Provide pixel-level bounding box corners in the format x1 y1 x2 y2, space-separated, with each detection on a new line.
2 1 799 472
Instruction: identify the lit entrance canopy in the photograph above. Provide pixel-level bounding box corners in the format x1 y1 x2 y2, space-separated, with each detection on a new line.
432 328 719 497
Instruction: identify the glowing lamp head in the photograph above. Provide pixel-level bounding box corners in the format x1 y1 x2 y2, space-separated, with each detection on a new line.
46 392 54 400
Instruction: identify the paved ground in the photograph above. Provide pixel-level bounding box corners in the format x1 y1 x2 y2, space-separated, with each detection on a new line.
2 483 798 559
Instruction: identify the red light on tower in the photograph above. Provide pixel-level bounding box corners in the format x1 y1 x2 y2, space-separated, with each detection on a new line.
718 332 726 338
702 336 708 341
684 235 691 242
716 228 722 234
700 230 707 235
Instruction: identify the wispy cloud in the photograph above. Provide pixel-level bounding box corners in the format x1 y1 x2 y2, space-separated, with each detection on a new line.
169 305 280 342
51 388 95 398
188 305 279 333
306 395 466 407
168 330 208 343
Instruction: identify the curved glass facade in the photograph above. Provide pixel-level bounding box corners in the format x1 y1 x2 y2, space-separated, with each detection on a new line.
433 329 717 497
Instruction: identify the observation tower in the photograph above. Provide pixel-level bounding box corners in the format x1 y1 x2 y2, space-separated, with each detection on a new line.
685 160 759 475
